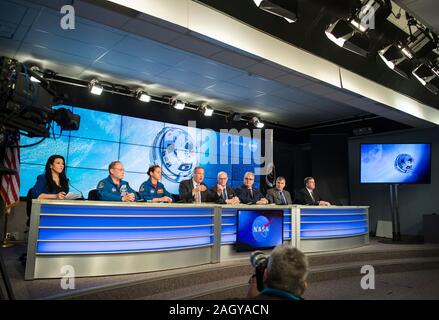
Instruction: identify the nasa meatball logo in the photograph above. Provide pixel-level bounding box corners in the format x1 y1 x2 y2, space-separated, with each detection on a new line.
252 215 273 242
394 153 414 173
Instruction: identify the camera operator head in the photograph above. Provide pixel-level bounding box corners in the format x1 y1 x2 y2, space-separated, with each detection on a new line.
248 245 309 300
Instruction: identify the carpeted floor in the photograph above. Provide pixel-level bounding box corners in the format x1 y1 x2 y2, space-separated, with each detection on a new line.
303 268 439 300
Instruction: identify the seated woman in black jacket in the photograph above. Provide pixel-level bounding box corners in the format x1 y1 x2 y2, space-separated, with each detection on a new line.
31 154 69 200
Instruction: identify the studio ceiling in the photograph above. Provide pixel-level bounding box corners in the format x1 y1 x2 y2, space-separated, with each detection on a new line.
0 0 437 130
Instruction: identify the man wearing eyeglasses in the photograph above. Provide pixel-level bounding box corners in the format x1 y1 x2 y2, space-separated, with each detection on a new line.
209 171 240 204
236 172 269 205
96 161 139 202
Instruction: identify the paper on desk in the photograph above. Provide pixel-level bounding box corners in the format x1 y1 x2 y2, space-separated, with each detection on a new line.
64 192 82 200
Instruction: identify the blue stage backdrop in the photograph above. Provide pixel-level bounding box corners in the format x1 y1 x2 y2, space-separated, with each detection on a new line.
20 105 262 197
360 143 431 184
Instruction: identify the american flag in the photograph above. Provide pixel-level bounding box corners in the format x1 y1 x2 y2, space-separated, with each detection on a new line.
0 134 20 212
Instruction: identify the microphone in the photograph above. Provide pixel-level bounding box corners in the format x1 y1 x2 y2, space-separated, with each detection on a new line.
68 180 84 199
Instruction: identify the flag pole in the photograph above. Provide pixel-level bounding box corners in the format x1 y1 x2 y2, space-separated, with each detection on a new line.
0 131 19 248
1 208 13 248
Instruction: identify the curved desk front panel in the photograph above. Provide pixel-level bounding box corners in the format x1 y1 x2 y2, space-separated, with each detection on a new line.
26 202 220 279
297 206 369 252
25 201 369 279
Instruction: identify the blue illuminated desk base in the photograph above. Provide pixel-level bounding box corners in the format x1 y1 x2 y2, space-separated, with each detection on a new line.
25 201 369 280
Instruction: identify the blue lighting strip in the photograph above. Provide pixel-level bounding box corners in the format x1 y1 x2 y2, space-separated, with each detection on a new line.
301 228 368 239
40 205 212 216
37 236 214 254
300 208 366 215
36 204 215 254
39 216 213 228
221 208 237 244
283 214 292 240
301 215 367 222
300 208 368 239
38 227 213 241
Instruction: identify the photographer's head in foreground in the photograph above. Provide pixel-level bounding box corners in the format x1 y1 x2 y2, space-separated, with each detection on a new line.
247 245 309 300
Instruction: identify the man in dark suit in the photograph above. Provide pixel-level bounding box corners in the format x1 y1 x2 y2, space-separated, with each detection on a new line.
178 166 209 203
266 176 293 205
209 171 240 204
294 177 330 206
236 172 269 205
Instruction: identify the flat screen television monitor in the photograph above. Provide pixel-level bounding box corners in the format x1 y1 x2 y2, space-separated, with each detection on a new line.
236 209 283 252
360 143 431 184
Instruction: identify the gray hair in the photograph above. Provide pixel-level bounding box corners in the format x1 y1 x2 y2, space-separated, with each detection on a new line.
266 245 309 296
217 171 228 179
304 176 314 185
244 172 254 180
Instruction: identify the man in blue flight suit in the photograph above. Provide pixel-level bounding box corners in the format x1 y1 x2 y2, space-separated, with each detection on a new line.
96 161 139 202
138 165 173 203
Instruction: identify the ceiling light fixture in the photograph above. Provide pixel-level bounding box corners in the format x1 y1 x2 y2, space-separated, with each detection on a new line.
171 99 186 110
378 27 436 79
253 0 298 23
251 116 265 128
325 0 391 57
201 104 214 116
136 89 151 103
89 79 103 96
412 58 439 95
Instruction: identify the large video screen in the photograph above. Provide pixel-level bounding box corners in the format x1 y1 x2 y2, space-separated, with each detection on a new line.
236 209 283 252
20 106 262 197
360 143 431 184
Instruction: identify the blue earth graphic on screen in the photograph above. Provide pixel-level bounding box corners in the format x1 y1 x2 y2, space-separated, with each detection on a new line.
394 153 414 173
252 215 273 242
152 127 198 183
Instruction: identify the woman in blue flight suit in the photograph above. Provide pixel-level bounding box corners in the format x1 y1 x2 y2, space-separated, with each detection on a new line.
139 165 173 203
31 154 69 200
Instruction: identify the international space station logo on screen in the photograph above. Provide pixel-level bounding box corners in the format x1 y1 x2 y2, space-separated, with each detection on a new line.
252 215 273 242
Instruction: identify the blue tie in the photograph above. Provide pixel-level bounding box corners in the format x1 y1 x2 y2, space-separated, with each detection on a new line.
280 191 287 204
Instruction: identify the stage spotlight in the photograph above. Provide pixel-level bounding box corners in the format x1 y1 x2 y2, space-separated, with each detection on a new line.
378 43 413 78
251 116 264 128
325 19 370 57
89 79 103 95
412 61 439 95
171 99 186 110
349 0 391 33
201 104 214 116
253 0 298 23
231 112 241 121
378 29 436 78
29 66 42 83
136 89 151 103
325 0 391 57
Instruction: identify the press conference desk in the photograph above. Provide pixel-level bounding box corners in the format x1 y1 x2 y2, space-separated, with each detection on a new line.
25 200 369 279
